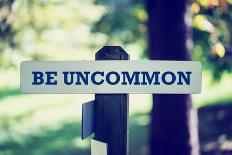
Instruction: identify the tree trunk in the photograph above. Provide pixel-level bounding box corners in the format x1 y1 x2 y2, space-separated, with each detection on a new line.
146 0 200 155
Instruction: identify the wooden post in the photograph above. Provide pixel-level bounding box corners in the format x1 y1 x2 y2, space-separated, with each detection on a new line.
94 46 129 155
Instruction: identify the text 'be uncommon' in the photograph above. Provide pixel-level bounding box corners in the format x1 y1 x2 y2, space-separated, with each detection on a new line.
32 71 192 86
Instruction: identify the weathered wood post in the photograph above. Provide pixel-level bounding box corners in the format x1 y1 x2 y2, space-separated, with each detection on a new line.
94 46 129 155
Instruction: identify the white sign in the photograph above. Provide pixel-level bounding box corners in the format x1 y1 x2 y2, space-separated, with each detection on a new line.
20 61 202 94
91 139 108 155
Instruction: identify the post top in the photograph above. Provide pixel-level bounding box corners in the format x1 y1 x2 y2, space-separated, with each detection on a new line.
96 46 129 60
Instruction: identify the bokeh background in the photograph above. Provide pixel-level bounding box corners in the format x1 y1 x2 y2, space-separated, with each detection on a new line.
0 0 232 154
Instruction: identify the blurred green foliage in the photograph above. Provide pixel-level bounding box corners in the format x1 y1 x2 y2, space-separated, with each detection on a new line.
93 0 232 79
0 0 232 154
92 0 147 57
192 0 232 79
1 0 232 79
0 0 107 67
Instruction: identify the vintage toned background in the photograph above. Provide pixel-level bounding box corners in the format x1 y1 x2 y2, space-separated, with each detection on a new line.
0 0 232 154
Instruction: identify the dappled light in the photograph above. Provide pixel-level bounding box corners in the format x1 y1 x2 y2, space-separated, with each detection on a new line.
0 0 232 154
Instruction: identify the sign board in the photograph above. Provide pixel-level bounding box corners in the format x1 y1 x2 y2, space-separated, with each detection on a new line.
82 100 95 139
91 139 108 155
20 61 202 94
